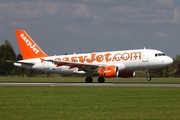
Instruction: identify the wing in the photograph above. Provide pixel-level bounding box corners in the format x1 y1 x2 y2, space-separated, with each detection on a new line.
45 59 101 72
45 59 126 73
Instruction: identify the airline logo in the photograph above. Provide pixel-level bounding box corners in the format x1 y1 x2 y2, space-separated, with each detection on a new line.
53 51 141 65
20 33 40 54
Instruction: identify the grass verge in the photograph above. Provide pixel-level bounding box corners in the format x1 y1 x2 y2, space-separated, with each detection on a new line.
0 86 180 120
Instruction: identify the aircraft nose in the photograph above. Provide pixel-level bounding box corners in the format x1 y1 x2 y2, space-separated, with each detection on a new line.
166 56 173 65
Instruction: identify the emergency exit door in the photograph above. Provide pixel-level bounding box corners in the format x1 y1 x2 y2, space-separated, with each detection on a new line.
44 62 49 69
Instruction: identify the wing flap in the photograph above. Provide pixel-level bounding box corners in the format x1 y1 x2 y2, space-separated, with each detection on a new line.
45 59 99 67
45 59 101 72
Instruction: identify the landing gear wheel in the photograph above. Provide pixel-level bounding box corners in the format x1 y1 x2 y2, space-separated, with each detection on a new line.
146 77 151 81
146 70 152 81
98 77 105 83
85 77 93 83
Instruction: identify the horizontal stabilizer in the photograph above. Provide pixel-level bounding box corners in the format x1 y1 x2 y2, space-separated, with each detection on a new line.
6 60 35 66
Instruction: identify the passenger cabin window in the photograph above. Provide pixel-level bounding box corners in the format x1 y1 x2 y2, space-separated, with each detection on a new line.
155 53 165 57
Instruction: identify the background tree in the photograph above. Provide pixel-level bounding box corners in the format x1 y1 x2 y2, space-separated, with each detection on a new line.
0 40 16 76
150 67 170 78
163 67 170 77
168 55 180 77
174 60 180 77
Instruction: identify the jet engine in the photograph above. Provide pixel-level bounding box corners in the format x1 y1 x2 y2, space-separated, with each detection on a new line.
118 71 135 78
98 66 119 78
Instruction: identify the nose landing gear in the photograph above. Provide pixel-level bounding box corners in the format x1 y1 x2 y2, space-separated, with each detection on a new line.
146 70 151 81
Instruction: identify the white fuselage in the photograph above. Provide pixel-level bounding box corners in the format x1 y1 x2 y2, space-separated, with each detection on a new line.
15 49 173 75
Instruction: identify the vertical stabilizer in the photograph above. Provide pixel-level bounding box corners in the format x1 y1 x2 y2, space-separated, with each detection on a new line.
15 30 48 59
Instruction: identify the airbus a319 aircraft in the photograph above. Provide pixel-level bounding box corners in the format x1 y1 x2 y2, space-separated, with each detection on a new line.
7 30 173 83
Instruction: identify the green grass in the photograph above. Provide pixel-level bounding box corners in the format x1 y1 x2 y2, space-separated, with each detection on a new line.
0 86 180 120
0 77 180 119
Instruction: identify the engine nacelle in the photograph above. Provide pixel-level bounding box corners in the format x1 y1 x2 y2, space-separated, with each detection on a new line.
118 71 135 78
98 66 118 78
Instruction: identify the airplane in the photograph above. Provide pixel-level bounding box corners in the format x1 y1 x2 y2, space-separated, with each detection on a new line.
7 30 173 83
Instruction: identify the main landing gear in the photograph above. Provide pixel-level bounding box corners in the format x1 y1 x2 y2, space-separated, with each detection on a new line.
85 77 105 83
146 70 151 81
85 70 152 83
98 77 105 83
85 77 93 83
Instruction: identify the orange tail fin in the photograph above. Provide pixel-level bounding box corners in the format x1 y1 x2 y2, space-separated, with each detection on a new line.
15 30 48 59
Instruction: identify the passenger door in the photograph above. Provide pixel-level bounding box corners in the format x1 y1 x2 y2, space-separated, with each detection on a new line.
142 50 148 62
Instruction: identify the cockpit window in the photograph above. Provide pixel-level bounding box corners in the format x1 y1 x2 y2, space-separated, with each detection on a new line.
155 53 165 57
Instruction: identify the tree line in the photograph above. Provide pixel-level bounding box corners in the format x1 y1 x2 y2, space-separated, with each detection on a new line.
0 40 180 77
0 40 47 77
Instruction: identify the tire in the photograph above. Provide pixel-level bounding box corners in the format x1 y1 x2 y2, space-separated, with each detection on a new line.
146 77 151 81
98 77 105 83
85 77 93 83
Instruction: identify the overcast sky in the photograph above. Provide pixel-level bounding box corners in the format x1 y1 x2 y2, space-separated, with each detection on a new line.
0 0 180 58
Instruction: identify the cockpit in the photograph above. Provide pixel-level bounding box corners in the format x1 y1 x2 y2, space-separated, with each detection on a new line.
155 53 165 57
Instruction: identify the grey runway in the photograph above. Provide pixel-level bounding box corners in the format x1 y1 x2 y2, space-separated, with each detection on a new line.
0 83 180 87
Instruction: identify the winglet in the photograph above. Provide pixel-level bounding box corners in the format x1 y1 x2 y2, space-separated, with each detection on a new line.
15 30 48 59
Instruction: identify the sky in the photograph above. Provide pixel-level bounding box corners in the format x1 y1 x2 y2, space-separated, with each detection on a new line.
0 0 180 58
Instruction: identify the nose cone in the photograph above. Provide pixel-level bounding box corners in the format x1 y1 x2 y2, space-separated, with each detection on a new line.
166 56 173 65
